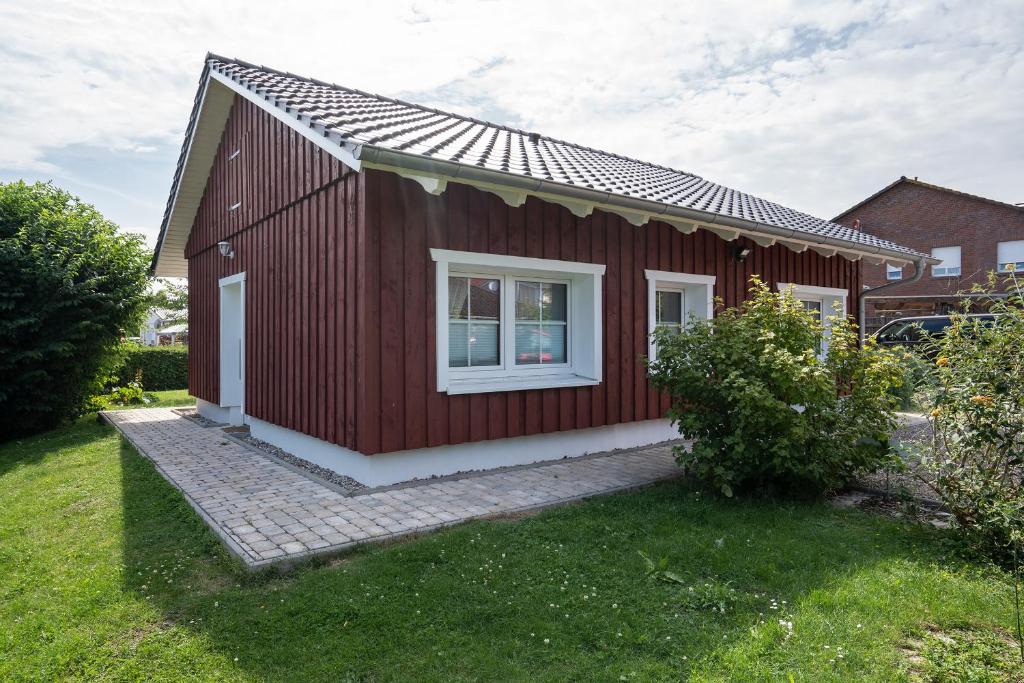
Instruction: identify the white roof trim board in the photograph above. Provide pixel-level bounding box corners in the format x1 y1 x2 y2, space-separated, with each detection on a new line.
151 54 933 277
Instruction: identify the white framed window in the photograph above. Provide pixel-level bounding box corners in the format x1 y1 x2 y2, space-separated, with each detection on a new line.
431 249 604 394
886 264 903 281
776 283 849 358
997 240 1024 274
644 270 716 359
931 246 961 277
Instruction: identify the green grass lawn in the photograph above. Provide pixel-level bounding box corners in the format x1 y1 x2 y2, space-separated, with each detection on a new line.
0 412 1018 681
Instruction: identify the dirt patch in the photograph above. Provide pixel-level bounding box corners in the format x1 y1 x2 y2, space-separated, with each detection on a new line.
848 493 954 528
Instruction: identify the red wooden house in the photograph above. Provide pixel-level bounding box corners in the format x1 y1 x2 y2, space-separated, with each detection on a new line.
151 55 929 486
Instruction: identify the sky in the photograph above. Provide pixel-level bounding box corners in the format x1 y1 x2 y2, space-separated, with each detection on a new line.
1 0 1021 251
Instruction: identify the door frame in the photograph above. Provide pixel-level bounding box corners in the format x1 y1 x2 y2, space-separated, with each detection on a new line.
218 272 246 424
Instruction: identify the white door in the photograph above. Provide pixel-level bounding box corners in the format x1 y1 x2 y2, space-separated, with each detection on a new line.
219 274 245 423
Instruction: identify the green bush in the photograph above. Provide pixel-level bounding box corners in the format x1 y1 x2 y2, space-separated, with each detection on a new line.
890 350 939 412
647 277 905 498
0 181 150 439
115 344 188 391
915 275 1024 564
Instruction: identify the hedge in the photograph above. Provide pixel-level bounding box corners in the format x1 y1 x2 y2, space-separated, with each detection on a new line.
116 345 188 391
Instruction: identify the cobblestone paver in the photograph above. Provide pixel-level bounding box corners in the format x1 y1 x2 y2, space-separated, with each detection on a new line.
103 408 682 568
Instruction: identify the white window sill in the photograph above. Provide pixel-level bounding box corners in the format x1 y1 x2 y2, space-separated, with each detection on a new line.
445 373 601 395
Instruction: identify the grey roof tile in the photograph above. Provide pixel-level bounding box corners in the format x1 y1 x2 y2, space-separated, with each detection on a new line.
204 55 924 258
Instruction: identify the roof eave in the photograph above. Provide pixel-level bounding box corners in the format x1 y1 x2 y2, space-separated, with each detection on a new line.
357 145 932 265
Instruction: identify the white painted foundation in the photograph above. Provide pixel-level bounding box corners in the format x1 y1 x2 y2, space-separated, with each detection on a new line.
247 416 680 487
196 397 234 424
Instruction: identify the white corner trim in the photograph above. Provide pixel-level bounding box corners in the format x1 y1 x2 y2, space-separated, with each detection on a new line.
208 70 362 172
430 249 606 276
248 416 680 488
218 272 247 286
776 282 848 298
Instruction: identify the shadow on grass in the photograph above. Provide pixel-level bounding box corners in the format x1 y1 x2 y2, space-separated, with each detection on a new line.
0 414 114 478
116 437 970 681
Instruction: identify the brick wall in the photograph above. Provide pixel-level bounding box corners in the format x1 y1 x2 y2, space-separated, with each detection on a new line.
835 181 1024 301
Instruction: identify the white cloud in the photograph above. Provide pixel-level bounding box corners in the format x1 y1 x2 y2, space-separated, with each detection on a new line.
0 0 1021 222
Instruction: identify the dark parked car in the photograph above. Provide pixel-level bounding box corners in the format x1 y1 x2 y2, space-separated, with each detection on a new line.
874 314 997 352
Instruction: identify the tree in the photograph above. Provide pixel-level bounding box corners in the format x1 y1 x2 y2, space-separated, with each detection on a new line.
0 181 151 439
647 277 905 497
149 279 188 326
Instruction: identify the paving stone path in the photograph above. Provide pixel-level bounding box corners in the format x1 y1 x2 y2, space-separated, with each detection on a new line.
104 408 682 568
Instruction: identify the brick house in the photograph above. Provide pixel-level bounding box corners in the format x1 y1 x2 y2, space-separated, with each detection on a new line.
834 177 1024 331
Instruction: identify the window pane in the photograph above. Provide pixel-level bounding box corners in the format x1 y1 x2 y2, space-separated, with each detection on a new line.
448 277 469 319
542 283 567 322
468 322 500 366
656 290 682 324
469 278 500 320
515 281 541 320
937 244 958 268
541 324 567 363
448 322 469 367
801 299 822 322
515 323 567 365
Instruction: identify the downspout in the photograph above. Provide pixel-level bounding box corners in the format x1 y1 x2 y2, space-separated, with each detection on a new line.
858 255 927 344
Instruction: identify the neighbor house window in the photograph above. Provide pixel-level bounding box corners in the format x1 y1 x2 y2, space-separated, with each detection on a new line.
886 264 903 280
997 240 1024 274
645 270 716 359
777 283 849 359
931 246 961 277
431 249 604 394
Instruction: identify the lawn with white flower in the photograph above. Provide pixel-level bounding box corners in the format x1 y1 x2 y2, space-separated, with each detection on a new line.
0 410 1017 681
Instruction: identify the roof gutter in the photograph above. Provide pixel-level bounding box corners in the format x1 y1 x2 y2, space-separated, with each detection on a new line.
857 255 928 344
355 145 934 266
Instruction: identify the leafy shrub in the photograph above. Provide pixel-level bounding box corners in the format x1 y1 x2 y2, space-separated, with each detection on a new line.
890 350 939 412
0 181 149 439
647 277 905 498
107 370 152 406
115 344 188 391
915 275 1024 564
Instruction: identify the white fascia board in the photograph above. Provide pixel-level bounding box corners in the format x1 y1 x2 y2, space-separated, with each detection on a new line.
208 70 362 172
154 75 212 277
153 77 236 278
430 249 606 276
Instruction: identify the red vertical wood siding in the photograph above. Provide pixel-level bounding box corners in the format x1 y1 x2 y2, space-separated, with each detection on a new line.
186 96 363 451
187 98 859 457
357 169 860 454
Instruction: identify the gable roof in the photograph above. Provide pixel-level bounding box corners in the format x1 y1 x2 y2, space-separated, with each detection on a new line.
834 176 1024 222
151 54 932 277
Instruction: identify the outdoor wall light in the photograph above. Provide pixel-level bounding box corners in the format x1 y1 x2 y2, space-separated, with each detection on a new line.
217 241 235 259
734 245 752 263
